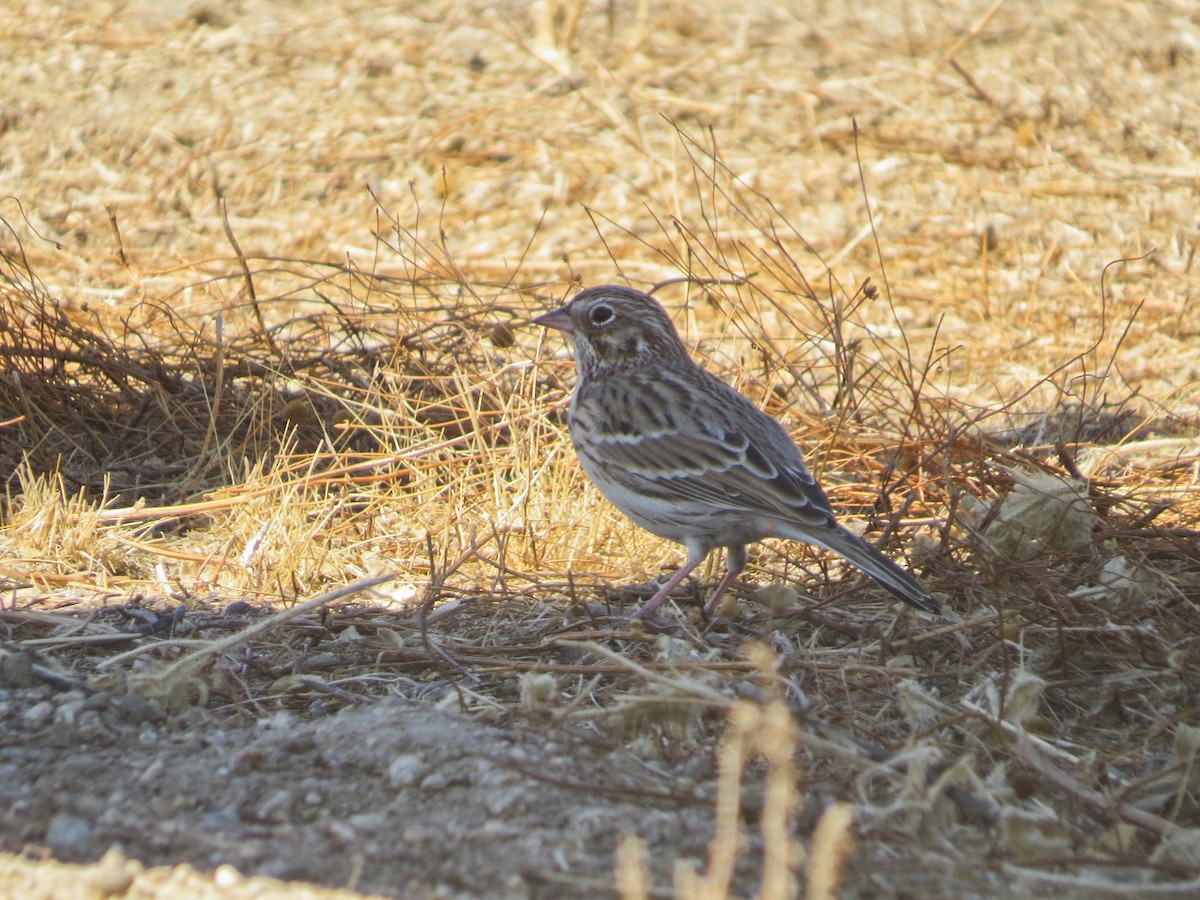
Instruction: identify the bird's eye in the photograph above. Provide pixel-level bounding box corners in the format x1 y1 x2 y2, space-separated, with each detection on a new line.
589 304 614 326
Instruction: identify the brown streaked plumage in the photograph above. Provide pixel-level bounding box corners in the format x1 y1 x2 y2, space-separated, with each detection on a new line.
534 284 940 620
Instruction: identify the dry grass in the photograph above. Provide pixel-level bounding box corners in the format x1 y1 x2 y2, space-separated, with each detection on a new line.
3 0 1200 896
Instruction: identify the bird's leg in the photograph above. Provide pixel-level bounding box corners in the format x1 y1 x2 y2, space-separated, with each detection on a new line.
702 571 739 617
703 545 747 617
630 546 707 620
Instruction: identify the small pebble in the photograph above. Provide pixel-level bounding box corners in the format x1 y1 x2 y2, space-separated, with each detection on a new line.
22 700 54 726
45 813 95 858
202 808 241 829
387 753 427 788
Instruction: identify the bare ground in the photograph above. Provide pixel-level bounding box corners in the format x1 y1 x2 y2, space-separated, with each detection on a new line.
1 688 718 898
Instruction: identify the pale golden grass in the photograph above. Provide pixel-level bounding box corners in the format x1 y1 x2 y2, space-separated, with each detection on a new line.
3 0 1200 896
605 644 811 900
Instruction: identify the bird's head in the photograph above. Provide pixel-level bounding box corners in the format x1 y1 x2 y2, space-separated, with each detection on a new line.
533 285 690 375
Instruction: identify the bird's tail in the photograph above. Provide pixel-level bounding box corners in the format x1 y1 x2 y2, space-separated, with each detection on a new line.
792 524 941 614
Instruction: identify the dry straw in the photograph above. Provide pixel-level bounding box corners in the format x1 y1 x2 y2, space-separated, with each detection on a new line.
3 0 1200 895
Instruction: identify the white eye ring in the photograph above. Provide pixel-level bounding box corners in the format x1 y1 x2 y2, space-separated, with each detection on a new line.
590 304 614 325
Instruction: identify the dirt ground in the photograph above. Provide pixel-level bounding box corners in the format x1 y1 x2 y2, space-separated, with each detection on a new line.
3 0 1200 897
0 684 719 898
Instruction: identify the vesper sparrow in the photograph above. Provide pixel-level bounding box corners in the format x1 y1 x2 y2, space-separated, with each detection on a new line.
535 285 941 620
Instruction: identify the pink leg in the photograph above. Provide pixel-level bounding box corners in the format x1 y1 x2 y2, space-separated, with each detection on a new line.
702 568 739 617
703 545 748 617
630 555 704 620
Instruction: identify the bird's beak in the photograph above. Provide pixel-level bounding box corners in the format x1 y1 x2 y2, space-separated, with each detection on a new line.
532 307 574 334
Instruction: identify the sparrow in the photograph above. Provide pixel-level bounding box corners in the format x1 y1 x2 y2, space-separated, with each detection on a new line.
534 284 940 620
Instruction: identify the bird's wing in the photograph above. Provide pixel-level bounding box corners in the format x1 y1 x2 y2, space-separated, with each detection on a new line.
577 368 836 530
